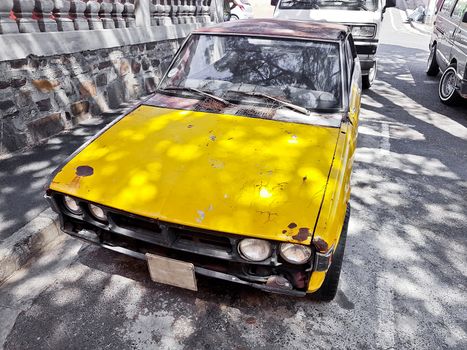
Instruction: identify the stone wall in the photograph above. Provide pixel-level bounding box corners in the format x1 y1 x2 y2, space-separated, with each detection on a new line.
0 0 223 157
0 38 182 155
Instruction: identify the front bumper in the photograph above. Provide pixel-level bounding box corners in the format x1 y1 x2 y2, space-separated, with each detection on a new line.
48 192 321 296
355 41 378 73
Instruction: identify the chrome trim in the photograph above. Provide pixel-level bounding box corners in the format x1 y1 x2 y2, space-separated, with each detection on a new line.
313 245 334 272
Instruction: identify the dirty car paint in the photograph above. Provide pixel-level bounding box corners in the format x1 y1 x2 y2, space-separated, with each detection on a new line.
50 105 340 245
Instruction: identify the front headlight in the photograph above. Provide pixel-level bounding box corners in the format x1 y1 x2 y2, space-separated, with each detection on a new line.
89 203 107 222
351 25 376 38
238 238 272 261
63 195 82 215
279 243 312 264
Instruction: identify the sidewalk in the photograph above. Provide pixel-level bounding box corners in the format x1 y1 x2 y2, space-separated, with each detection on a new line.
0 104 135 284
398 0 434 35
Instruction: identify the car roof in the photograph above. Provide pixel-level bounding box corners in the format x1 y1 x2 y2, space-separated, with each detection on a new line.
194 19 348 41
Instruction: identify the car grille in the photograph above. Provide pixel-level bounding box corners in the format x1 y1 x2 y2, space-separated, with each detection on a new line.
108 212 235 259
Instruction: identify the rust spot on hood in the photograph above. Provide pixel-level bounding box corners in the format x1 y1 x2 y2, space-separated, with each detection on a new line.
76 165 94 177
292 227 310 241
313 236 329 253
288 222 297 229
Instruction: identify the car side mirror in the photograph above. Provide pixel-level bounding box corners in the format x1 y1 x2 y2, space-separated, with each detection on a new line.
271 0 278 6
463 12 467 23
383 0 396 12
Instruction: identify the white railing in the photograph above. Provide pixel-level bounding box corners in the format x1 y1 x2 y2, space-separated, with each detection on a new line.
0 0 216 33
0 0 221 60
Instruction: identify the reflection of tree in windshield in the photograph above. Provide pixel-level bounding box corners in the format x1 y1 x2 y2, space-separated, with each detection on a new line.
279 0 377 11
162 35 342 110
211 37 341 106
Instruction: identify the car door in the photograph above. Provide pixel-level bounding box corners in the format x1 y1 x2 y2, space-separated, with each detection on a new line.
345 36 360 134
450 0 467 77
436 0 459 69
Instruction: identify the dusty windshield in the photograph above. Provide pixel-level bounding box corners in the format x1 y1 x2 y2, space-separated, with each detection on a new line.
159 34 342 113
279 0 378 11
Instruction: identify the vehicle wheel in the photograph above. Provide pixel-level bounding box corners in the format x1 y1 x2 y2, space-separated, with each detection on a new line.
439 65 462 106
310 204 350 302
229 14 239 21
362 62 377 89
426 44 439 76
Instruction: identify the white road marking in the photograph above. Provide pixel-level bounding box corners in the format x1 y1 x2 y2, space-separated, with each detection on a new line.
375 275 396 349
381 123 391 154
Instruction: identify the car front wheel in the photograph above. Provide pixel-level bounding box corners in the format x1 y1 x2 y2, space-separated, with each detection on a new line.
362 63 377 89
439 65 462 105
310 204 350 302
426 44 439 76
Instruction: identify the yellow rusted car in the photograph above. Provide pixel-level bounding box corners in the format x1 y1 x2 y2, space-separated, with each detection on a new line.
46 19 361 301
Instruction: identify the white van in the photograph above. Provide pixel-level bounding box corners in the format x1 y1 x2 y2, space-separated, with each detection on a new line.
272 0 396 88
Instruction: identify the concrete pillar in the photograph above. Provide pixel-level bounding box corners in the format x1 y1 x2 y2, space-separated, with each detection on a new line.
122 0 136 27
69 0 89 30
53 0 75 31
135 0 150 27
13 0 40 32
85 0 104 29
35 0 58 32
98 0 115 29
0 0 19 33
110 0 126 28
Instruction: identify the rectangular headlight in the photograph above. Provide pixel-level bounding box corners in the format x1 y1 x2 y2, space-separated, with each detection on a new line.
351 25 376 38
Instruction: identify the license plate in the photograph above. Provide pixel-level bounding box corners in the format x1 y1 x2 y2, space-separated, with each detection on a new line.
146 253 198 291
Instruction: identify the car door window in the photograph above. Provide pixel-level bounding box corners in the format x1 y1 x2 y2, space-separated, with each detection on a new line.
452 0 467 20
344 40 354 87
440 0 457 14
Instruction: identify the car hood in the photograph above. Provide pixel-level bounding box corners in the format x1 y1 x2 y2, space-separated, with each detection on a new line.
274 8 381 25
50 106 340 244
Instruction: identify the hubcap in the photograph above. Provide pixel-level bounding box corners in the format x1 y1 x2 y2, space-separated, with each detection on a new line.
441 69 456 99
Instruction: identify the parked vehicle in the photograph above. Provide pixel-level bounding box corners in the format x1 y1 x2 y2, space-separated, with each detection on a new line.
45 19 361 301
230 0 254 19
427 0 467 105
271 0 396 89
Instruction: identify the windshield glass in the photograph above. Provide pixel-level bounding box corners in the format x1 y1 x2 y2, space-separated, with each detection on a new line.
279 0 378 11
159 34 342 112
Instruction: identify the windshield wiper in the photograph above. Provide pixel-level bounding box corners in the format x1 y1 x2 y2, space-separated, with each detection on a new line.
225 90 310 116
319 0 368 10
281 0 319 8
158 86 230 105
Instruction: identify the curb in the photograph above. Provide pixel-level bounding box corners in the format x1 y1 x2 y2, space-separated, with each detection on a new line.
0 208 61 284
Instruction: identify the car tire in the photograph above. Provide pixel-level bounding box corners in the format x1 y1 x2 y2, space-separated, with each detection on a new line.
229 14 239 21
426 44 439 76
310 204 350 302
438 65 462 106
362 62 377 89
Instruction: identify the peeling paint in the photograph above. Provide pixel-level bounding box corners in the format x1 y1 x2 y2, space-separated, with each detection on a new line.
75 165 94 177
196 210 205 223
288 223 297 229
256 210 278 223
312 236 329 252
292 227 311 241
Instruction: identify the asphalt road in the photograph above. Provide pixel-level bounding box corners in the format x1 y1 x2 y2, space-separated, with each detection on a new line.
1 9 466 350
